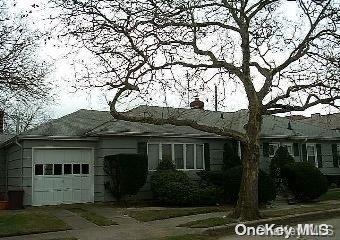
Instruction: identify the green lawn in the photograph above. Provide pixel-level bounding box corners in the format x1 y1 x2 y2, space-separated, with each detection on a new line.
319 189 340 201
178 217 236 228
50 238 77 240
146 234 215 240
128 207 227 222
68 208 117 226
180 203 340 228
0 211 70 237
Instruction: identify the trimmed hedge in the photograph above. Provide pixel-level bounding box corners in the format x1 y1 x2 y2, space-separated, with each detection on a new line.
104 154 148 201
281 162 328 201
222 166 276 204
151 160 221 206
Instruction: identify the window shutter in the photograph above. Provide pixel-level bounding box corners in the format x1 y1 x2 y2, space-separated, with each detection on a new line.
332 144 339 168
137 142 147 156
316 144 323 168
263 142 269 157
302 144 307 162
293 143 300 156
204 143 210 171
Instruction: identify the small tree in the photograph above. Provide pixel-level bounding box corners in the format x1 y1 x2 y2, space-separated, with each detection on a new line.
223 142 242 170
104 154 148 201
270 146 295 179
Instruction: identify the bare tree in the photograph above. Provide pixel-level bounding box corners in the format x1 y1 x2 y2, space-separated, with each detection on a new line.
51 0 340 219
1 96 53 134
0 0 50 101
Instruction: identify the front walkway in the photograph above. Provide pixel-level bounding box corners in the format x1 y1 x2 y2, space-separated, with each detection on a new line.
0 207 227 240
2 201 340 240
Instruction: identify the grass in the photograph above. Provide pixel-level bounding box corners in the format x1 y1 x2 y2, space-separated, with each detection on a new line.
68 208 117 226
128 206 227 222
180 202 340 228
49 238 77 240
319 189 340 201
0 211 70 237
178 217 236 228
146 234 215 240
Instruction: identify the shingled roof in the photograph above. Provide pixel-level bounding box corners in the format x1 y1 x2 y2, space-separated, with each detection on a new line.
0 134 15 144
297 113 340 131
19 106 340 140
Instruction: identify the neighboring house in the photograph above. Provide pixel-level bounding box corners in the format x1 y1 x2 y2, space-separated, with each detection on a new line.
0 102 340 206
296 113 340 131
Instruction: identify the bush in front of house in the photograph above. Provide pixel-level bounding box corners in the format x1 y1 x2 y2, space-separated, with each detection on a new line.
104 153 148 201
150 159 221 206
281 162 328 201
270 146 295 179
197 170 225 186
222 141 242 170
223 165 276 204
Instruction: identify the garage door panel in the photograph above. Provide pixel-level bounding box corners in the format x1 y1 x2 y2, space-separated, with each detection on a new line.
72 177 82 189
53 178 63 190
53 190 63 203
81 177 91 190
63 190 73 203
33 148 94 206
63 177 72 189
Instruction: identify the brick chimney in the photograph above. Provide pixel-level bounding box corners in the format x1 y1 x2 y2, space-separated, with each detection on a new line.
190 97 204 110
0 110 4 134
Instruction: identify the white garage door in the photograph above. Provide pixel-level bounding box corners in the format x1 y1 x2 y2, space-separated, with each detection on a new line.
32 148 94 206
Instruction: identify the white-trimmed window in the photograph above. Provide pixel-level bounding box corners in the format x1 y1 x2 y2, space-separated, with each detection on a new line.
147 143 205 170
307 144 317 167
282 143 293 156
269 143 280 158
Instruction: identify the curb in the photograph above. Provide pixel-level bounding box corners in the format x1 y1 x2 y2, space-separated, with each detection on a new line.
204 208 340 236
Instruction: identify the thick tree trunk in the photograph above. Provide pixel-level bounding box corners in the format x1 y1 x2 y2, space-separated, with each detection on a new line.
231 107 262 220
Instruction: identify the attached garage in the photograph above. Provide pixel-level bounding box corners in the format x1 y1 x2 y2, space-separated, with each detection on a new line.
32 148 94 206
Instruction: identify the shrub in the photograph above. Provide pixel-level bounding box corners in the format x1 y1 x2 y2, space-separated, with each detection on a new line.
281 162 328 201
222 141 241 170
104 154 148 201
157 157 176 171
270 146 295 179
151 160 220 206
197 170 225 186
223 166 276 204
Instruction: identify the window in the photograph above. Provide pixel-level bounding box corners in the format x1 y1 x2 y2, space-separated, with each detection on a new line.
196 144 204 169
73 164 80 174
148 144 159 170
147 143 204 170
64 164 72 174
44 164 53 175
35 164 43 175
174 144 184 169
162 144 172 162
282 144 293 156
307 144 317 166
54 164 62 175
82 164 89 174
186 144 195 169
269 143 279 157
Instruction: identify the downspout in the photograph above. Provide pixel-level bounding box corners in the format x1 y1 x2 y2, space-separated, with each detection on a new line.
15 137 23 190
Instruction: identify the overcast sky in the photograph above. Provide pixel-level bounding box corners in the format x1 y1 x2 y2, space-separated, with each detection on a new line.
13 0 339 119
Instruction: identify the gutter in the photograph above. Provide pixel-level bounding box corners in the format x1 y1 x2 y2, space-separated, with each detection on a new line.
14 137 23 191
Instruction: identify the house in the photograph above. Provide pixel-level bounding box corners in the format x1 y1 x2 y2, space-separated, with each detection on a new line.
0 103 340 206
295 113 340 131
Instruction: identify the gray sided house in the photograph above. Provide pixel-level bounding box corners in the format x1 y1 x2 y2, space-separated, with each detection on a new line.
0 105 340 206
